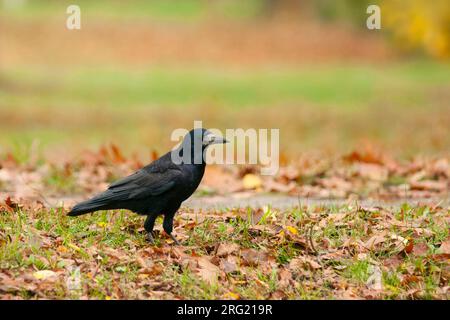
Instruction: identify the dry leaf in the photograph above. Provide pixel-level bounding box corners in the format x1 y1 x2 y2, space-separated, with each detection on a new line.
33 270 57 280
242 174 262 190
195 257 221 284
220 257 239 274
437 238 450 255
364 234 386 249
366 265 383 291
216 243 240 257
223 292 240 300
240 249 268 267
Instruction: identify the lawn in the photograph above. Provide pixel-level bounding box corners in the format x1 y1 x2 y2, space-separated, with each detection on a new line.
1 0 449 301
0 199 448 299
1 62 449 158
1 0 264 22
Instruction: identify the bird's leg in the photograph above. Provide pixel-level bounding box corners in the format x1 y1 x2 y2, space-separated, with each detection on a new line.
144 214 157 244
168 233 181 246
163 212 181 245
146 232 155 244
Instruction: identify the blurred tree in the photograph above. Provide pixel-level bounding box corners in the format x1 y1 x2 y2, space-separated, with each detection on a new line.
314 0 375 25
382 0 450 59
263 0 313 19
2 0 27 9
312 0 449 59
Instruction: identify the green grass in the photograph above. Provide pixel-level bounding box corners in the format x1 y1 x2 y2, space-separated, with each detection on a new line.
1 0 264 22
2 62 448 110
1 202 447 299
1 61 449 158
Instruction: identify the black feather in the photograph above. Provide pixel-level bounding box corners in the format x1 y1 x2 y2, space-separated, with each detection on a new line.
67 128 226 243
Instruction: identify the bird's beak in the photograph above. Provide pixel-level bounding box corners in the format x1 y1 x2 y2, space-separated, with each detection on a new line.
204 133 229 145
211 135 228 145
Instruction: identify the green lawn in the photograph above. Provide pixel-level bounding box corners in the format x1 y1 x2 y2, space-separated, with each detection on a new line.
0 202 448 299
1 61 449 158
2 62 448 109
1 0 264 22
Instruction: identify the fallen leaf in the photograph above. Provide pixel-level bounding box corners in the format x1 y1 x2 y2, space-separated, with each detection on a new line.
278 268 293 290
240 249 268 267
410 180 447 192
223 292 240 300
366 265 383 291
33 270 57 280
437 238 450 255
289 256 321 270
269 290 287 300
216 243 239 257
195 256 221 284
364 234 386 250
220 257 239 274
286 226 298 235
411 242 428 256
383 255 403 269
356 163 388 181
242 174 262 190
404 238 414 254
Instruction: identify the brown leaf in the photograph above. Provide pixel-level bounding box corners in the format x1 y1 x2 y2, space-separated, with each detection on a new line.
4 197 20 212
410 180 447 192
240 249 268 267
216 243 239 257
103 247 129 262
401 275 422 286
269 289 287 300
278 268 293 290
355 163 388 181
264 179 296 193
318 177 352 191
195 256 221 284
343 146 388 165
411 242 428 256
404 238 414 254
383 255 403 269
110 143 126 163
220 257 239 274
364 234 387 250
139 265 163 276
289 256 321 270
437 238 450 255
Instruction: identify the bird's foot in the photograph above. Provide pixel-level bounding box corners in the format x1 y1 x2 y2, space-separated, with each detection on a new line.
146 231 157 244
168 233 181 246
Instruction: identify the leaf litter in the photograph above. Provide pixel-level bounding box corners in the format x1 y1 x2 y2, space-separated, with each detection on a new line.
0 146 448 299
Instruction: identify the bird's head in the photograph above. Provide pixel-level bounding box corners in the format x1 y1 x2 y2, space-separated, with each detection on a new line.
184 128 228 149
174 128 228 165
201 128 228 147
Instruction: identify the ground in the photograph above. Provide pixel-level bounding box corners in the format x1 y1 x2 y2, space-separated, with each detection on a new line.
0 198 448 300
0 150 449 299
0 1 449 300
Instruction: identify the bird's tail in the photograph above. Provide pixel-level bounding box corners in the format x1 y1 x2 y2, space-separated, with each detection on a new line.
67 191 117 216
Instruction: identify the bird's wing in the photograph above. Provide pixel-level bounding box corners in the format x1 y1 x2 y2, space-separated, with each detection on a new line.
107 166 182 200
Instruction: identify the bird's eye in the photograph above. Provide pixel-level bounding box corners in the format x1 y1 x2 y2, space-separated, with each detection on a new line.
203 133 214 145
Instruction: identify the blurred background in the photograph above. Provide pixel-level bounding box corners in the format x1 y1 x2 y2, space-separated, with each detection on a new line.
0 0 449 164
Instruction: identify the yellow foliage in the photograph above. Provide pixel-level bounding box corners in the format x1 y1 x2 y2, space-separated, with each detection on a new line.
381 0 450 59
286 226 298 235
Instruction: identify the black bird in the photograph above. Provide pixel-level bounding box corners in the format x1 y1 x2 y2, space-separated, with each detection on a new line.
68 128 227 244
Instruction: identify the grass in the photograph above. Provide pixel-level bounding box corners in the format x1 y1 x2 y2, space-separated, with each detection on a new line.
1 0 264 22
0 202 448 299
1 61 449 158
2 62 448 109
